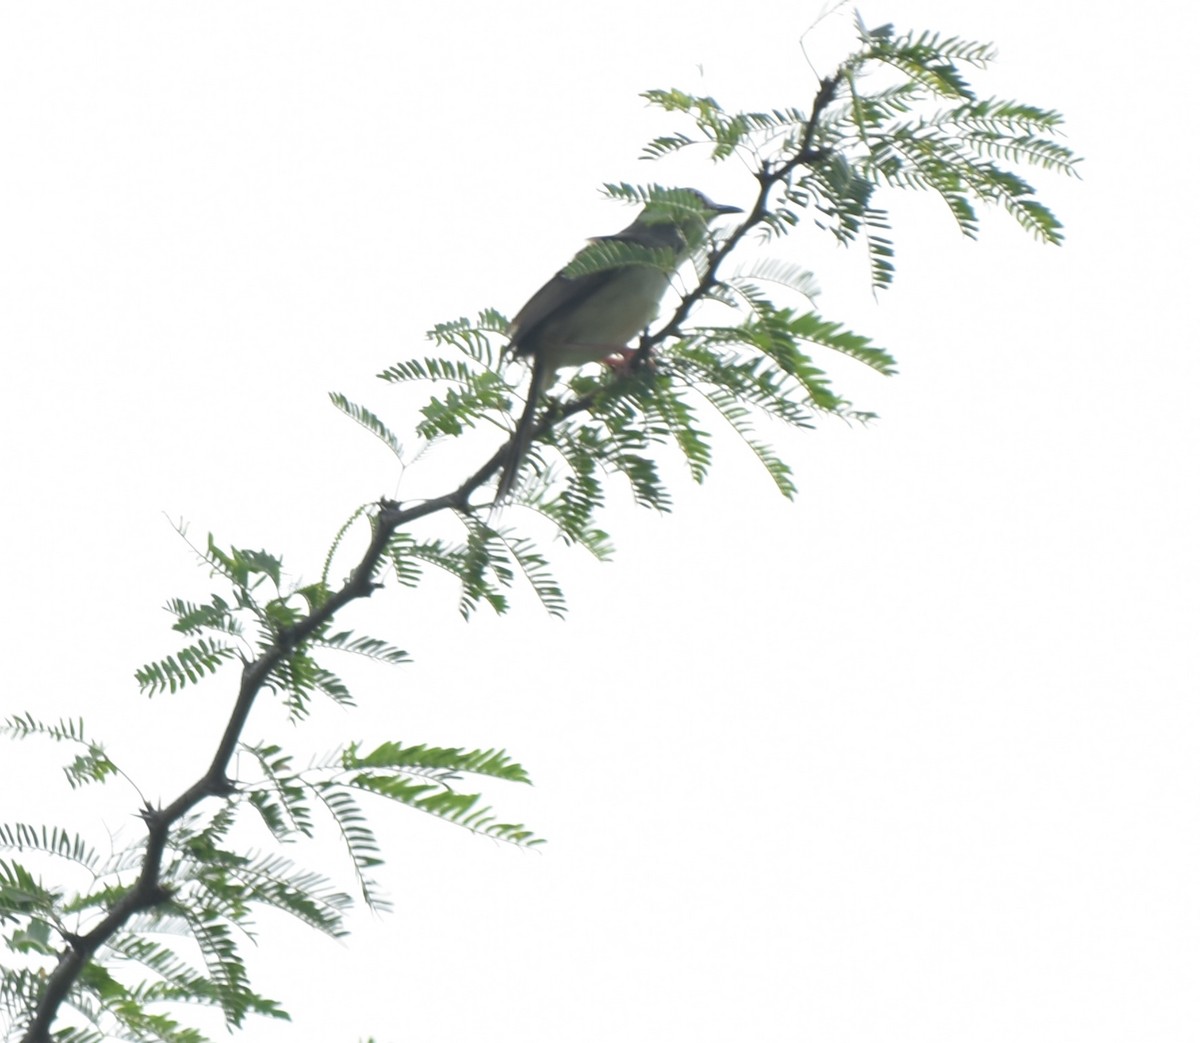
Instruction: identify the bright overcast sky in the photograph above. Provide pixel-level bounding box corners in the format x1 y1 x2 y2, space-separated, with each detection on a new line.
2 2 1196 1041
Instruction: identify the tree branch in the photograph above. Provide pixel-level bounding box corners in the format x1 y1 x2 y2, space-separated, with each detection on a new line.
645 73 842 349
21 71 848 1043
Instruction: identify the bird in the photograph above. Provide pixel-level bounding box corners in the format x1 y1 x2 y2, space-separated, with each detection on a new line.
496 189 742 500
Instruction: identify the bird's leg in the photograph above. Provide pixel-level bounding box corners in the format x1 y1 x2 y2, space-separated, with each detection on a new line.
599 346 640 377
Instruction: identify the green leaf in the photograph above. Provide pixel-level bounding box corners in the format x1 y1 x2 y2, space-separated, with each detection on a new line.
560 238 679 280
0 857 61 917
329 392 405 460
205 535 282 590
272 649 354 719
344 741 534 784
497 533 567 618
323 502 376 587
135 638 241 696
240 744 314 839
307 782 389 912
164 594 240 637
316 630 410 666
0 823 100 871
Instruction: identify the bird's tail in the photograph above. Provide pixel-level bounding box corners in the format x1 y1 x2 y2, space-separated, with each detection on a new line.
495 352 547 502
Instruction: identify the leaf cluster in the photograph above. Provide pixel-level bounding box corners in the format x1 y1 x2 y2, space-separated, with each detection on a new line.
361 20 1075 570
2 529 540 1042
2 18 1077 1043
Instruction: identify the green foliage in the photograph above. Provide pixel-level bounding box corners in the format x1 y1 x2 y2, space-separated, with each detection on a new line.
560 238 680 281
0 712 542 1042
2 519 541 1042
327 393 405 461
342 741 543 846
0 825 100 874
379 518 567 620
1 714 121 790
358 19 1076 588
0 858 62 922
2 18 1076 1043
135 639 241 697
235 738 544 916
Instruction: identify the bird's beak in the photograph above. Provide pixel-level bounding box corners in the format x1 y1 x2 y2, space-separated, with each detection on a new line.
710 201 743 215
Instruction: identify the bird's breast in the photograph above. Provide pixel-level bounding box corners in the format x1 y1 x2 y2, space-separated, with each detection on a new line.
535 266 671 371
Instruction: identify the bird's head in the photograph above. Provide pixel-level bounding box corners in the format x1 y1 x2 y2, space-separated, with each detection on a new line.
632 187 742 252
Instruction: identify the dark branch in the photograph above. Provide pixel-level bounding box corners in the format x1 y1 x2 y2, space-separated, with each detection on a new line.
20 69 848 1043
648 73 842 349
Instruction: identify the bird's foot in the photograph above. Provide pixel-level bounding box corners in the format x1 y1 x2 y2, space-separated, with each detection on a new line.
600 346 640 377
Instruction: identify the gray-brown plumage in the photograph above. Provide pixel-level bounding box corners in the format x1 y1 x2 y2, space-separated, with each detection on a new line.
497 190 740 500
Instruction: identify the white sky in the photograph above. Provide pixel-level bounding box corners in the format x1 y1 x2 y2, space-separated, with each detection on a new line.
1 2 1197 1041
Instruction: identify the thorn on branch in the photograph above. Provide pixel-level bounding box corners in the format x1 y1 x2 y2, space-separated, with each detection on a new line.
815 73 841 111
772 72 844 180
344 572 384 600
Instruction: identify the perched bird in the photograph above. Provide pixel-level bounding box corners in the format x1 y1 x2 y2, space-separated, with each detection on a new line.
496 189 741 500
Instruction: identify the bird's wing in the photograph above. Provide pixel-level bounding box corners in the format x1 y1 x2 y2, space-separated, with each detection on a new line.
499 224 685 499
509 227 684 358
508 261 623 360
